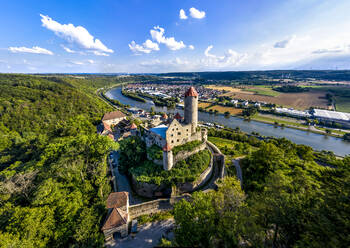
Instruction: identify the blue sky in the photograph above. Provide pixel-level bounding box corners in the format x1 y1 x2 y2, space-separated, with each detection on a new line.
1 0 350 73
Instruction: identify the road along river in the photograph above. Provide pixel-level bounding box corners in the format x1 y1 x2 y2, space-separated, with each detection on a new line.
106 87 350 156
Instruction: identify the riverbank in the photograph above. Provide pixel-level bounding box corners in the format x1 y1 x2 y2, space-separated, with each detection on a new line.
103 86 350 156
199 108 346 138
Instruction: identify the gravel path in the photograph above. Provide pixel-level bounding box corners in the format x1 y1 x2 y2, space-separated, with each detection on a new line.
110 151 144 205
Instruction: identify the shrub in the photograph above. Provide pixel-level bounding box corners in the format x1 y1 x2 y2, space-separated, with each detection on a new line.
147 144 163 160
172 140 203 156
130 150 211 185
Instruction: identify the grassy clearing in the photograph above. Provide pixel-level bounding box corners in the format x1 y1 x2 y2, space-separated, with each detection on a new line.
208 137 257 156
335 96 350 113
208 136 257 176
207 105 243 115
252 114 305 127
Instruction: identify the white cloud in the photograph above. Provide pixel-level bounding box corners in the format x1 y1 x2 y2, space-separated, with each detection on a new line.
204 45 215 58
129 40 159 54
188 45 195 50
40 14 113 54
312 47 345 54
274 36 296 48
189 7 206 19
179 9 188 20
140 57 190 68
8 46 53 55
92 51 109 56
71 61 84 65
203 45 247 67
150 26 186 50
70 59 95 65
61 45 76 53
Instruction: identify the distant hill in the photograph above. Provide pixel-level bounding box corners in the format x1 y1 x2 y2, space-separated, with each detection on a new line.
156 70 350 81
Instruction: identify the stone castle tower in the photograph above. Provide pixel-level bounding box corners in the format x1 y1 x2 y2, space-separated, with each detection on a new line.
162 143 173 170
184 86 198 133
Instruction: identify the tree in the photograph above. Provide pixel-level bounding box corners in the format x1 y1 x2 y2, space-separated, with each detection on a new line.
118 136 146 173
173 177 249 247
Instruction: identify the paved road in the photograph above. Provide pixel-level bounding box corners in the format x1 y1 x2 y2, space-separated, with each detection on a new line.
232 157 244 188
110 151 143 205
110 219 174 248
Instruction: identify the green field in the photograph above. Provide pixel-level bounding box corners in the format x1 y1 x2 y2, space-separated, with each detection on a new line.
245 86 280 97
335 96 350 113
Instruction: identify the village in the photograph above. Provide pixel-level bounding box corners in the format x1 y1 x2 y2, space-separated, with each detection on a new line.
122 83 350 130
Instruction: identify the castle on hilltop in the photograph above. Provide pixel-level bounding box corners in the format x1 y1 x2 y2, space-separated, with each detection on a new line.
140 87 207 170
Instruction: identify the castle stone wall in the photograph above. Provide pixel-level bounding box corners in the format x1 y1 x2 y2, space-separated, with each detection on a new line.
173 142 207 165
128 195 191 219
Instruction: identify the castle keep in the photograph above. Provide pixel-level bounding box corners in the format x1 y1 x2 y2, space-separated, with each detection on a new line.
141 87 207 170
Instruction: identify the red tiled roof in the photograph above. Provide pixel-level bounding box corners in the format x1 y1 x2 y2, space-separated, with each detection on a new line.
102 111 126 121
184 87 198 97
103 121 113 133
106 192 128 209
174 113 182 120
163 143 172 152
101 208 128 231
130 123 137 129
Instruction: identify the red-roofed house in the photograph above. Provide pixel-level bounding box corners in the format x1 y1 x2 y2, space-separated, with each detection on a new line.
102 192 129 240
101 121 113 135
102 110 126 126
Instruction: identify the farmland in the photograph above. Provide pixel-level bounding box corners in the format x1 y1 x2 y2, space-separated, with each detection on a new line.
206 85 330 110
335 96 350 112
198 101 212 109
244 86 280 97
207 105 243 115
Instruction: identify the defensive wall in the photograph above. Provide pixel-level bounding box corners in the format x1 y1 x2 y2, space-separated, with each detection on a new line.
128 195 191 219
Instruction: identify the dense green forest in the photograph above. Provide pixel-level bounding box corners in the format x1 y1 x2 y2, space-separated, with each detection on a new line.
0 74 128 247
172 129 350 247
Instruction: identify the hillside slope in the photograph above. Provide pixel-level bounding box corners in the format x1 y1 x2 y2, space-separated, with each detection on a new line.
0 74 120 247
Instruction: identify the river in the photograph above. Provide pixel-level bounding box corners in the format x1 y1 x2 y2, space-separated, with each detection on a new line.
106 87 350 156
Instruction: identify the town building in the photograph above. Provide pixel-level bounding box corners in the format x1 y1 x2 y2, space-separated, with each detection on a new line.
313 109 350 128
275 107 311 118
102 192 129 240
102 110 126 125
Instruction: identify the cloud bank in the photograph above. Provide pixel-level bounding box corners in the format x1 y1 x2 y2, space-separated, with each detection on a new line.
8 46 53 55
40 14 113 54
